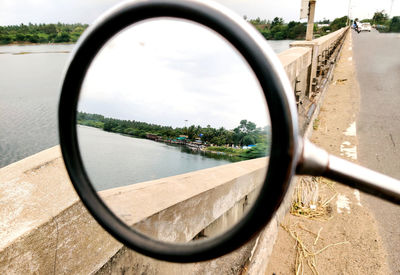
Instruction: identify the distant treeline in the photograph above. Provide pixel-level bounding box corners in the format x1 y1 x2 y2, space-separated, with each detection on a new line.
77 112 270 148
358 11 400 33
247 15 349 40
247 17 307 40
0 23 88 45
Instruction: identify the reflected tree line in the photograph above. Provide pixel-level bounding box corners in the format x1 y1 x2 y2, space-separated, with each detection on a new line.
77 112 271 159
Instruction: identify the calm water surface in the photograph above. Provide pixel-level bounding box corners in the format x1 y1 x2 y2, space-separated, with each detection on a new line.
0 40 290 168
78 125 234 190
0 44 73 167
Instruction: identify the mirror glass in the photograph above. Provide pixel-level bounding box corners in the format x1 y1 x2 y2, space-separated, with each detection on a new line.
76 18 271 243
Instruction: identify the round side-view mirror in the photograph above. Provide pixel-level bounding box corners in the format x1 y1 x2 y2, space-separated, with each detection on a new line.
58 0 400 263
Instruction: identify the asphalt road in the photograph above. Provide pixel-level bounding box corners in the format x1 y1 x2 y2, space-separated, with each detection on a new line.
352 29 400 273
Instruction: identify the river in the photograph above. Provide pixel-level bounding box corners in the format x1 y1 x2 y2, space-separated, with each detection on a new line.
0 40 292 169
78 125 236 190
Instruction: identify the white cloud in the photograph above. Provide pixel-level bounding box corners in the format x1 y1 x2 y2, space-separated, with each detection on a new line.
78 19 270 129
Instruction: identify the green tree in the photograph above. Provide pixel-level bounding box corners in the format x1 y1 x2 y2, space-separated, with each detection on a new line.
103 121 117 132
15 33 26 41
319 18 330 24
27 34 39 43
0 35 12 44
372 10 389 25
389 16 400 32
271 17 283 27
240 143 269 159
42 24 57 35
187 125 198 140
260 29 273 39
242 135 255 146
0 23 87 45
239 120 256 133
293 23 306 38
54 32 70 43
330 16 348 31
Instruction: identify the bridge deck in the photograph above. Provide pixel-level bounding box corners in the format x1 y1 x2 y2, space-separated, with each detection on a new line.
353 29 400 273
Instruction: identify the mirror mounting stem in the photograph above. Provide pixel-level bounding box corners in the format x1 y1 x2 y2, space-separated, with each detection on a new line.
297 138 400 204
296 138 329 176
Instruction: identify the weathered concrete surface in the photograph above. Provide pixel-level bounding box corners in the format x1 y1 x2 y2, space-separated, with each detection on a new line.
278 46 311 85
101 157 266 242
287 27 348 134
353 29 400 274
278 46 313 133
96 241 255 275
291 27 348 99
0 146 122 274
96 158 267 274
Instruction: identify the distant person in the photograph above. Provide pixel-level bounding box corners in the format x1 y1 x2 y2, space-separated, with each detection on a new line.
353 21 360 34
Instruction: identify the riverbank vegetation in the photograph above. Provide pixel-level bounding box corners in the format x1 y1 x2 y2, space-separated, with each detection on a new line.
206 142 269 160
313 16 349 37
247 17 307 40
0 23 88 45
77 112 270 159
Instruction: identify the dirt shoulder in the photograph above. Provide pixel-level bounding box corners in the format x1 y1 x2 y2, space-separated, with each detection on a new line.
265 32 390 275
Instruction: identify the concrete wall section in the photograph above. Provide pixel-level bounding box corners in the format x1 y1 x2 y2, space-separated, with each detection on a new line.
291 27 348 98
0 147 122 274
288 27 349 134
278 46 313 134
100 158 266 236
96 240 255 275
101 158 266 242
278 46 312 83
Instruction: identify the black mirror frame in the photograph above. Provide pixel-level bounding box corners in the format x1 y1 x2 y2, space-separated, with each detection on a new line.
58 0 300 263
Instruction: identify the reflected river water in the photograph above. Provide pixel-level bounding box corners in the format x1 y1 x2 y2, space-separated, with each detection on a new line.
78 125 234 190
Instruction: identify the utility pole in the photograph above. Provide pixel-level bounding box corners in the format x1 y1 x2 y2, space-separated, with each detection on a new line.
347 0 352 26
306 0 316 41
390 0 394 18
184 120 188 134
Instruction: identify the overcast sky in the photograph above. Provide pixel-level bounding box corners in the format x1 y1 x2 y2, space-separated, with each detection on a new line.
78 19 270 129
1 0 399 26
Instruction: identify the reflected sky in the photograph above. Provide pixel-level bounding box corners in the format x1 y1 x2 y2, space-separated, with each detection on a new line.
78 19 270 129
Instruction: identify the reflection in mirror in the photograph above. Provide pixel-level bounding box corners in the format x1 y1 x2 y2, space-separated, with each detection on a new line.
77 19 271 243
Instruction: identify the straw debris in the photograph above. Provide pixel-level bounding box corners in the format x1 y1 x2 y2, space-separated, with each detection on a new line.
290 177 337 220
281 223 349 275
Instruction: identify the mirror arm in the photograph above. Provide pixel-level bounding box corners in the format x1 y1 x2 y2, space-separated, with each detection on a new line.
297 138 400 204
